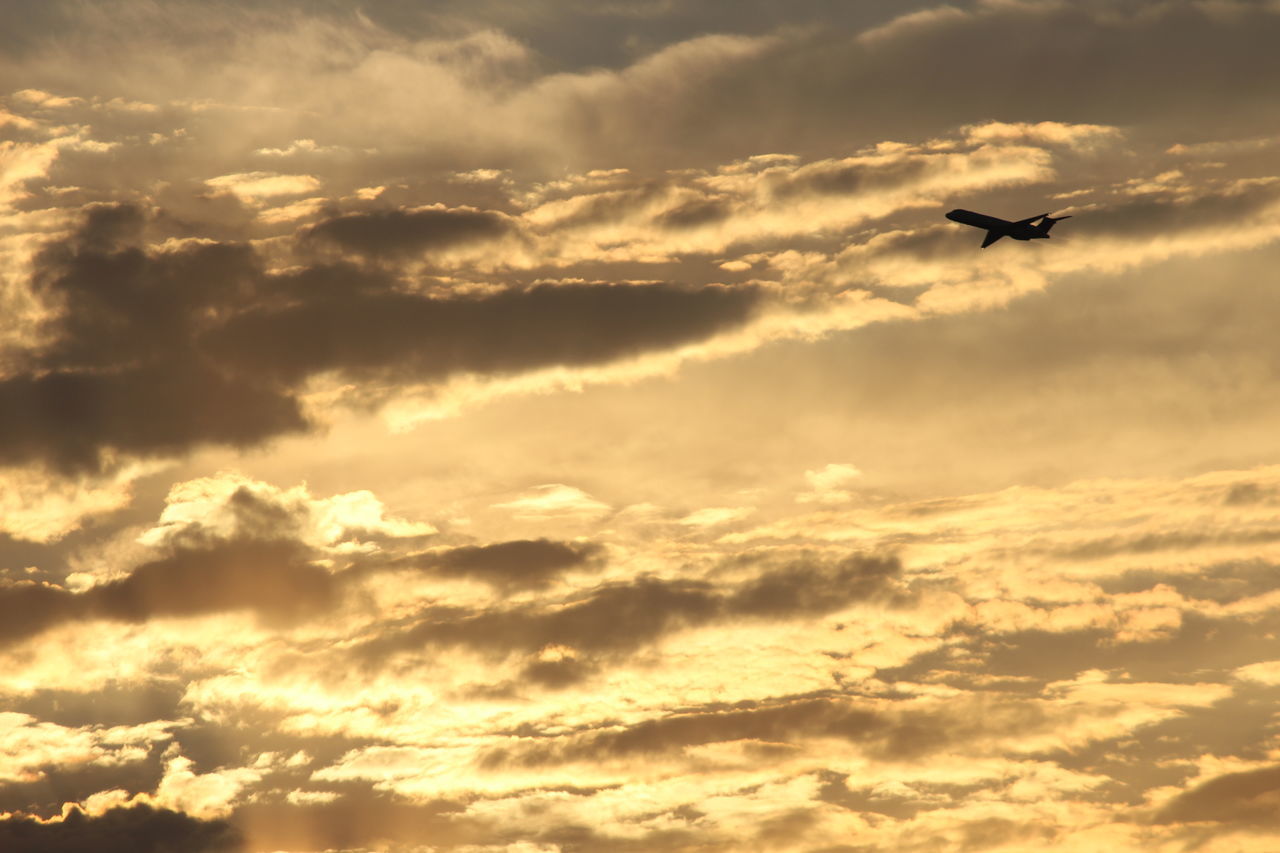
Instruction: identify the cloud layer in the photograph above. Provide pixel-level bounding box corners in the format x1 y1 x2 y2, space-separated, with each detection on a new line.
5 2 1280 852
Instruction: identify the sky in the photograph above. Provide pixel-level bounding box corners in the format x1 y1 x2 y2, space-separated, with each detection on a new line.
3 1 1280 851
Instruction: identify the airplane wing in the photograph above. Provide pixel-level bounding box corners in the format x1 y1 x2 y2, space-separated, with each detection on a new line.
946 209 1011 230
980 230 1004 249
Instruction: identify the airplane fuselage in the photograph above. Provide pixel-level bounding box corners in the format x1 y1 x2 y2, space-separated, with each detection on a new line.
945 208 1071 248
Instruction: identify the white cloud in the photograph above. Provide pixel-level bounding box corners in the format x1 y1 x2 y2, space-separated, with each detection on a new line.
799 463 864 504
491 484 611 520
204 171 322 203
152 751 261 820
678 506 755 526
136 472 435 555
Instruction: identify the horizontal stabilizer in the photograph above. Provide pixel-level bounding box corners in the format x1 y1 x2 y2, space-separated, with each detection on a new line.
1039 214 1071 234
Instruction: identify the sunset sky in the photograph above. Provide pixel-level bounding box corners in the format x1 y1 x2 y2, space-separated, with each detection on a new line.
5 2 1280 851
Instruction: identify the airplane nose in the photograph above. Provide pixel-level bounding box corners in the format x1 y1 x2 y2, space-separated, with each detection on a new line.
945 209 964 221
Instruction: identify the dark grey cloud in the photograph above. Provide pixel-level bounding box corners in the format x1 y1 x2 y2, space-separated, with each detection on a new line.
1155 764 1280 826
1040 682 1280 817
89 539 333 623
727 554 903 616
1223 482 1277 506
1101 560 1280 606
769 157 934 201
653 197 732 230
232 789 482 853
8 0 1280 182
0 0 925 76
32 204 252 369
305 207 515 258
0 539 333 647
185 486 309 546
0 803 242 853
0 582 80 646
4 682 186 730
0 363 306 476
0 748 167 818
1069 181 1280 240
676 0 1280 162
482 697 880 768
0 535 65 578
381 575 717 658
9 206 758 472
413 538 606 589
6 205 304 474
357 553 902 662
405 0 922 74
914 817 1059 853
1054 530 1280 563
524 822 724 853
882 609 1280 691
205 279 759 387
816 768 987 821
519 653 599 689
480 691 1046 769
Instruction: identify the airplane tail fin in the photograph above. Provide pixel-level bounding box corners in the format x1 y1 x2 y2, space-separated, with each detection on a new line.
1038 214 1071 235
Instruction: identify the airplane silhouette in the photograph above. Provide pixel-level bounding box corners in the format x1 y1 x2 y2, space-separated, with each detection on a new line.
946 209 1071 248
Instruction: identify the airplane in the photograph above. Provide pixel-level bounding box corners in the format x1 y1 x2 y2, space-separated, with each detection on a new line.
945 209 1071 248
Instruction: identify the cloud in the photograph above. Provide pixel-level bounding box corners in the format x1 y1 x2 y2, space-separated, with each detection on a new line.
406 538 606 589
512 136 1059 268
5 6 1280 851
18 107 1279 479
232 790 481 853
0 713 173 795
206 280 760 387
1155 764 1280 826
0 756 167 819
150 752 261 821
6 0 1280 183
0 462 159 545
678 506 754 527
4 205 760 473
136 472 435 559
7 462 1280 850
360 575 717 662
0 582 78 646
356 553 902 662
489 485 612 521
204 172 321 204
778 1 1280 149
0 539 334 648
478 698 894 769
961 120 1122 150
305 205 515 258
0 803 242 853
726 555 902 618
799 464 863 505
0 136 64 206
87 540 334 624
0 365 306 476
468 692 1054 782
2 205 305 473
